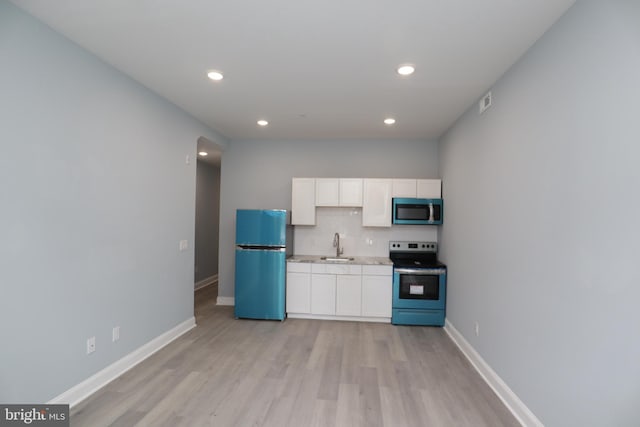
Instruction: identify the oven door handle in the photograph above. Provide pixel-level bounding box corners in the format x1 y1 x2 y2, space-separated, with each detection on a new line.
395 268 446 275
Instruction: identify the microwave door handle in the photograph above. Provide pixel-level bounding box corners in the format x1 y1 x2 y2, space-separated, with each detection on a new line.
428 203 434 222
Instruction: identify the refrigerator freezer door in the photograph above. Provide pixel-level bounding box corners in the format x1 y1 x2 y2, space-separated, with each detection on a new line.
236 210 287 246
234 248 286 320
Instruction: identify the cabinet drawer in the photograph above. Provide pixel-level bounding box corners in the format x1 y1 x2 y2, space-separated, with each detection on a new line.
287 262 312 273
362 265 392 276
312 263 362 275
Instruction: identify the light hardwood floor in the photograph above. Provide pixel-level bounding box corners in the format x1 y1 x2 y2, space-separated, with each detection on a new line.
71 284 519 426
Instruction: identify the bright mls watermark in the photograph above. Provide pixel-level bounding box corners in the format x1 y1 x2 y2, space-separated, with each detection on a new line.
1 405 69 426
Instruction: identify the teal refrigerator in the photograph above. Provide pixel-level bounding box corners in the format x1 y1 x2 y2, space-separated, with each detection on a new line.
234 209 293 320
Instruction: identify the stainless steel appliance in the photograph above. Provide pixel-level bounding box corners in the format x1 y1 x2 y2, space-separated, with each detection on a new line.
392 198 443 225
389 241 446 326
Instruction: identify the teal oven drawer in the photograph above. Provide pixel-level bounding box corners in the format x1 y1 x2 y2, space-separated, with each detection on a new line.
392 308 445 326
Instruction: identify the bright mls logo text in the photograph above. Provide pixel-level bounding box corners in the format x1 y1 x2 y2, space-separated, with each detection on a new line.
2 405 69 426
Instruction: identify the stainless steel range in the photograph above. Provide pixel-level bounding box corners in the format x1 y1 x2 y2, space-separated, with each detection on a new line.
389 241 447 326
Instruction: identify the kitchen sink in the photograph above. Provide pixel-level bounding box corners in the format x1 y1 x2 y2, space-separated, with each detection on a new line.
320 256 355 262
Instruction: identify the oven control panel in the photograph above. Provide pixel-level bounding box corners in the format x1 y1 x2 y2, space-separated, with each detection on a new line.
389 241 437 253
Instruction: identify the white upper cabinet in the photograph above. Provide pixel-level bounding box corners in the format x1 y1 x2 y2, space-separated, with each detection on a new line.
417 179 442 198
292 178 316 225
315 178 340 206
392 179 417 198
316 178 363 207
339 178 363 206
362 179 392 227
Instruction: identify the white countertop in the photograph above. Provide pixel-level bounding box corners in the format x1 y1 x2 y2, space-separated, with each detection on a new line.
288 255 392 266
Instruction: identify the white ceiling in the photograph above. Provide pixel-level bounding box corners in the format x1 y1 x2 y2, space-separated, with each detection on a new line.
12 0 575 141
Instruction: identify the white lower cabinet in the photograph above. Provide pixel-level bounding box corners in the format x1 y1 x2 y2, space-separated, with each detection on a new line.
287 262 392 322
311 274 336 315
362 265 393 317
336 275 362 316
286 272 311 313
286 263 312 313
362 275 392 317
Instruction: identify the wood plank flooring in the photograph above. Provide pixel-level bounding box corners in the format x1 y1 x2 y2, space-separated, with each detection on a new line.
70 284 519 426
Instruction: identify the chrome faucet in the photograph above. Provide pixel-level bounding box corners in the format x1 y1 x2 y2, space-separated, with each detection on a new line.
333 232 344 258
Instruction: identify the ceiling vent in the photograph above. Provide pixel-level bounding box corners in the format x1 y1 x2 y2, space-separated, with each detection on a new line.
479 91 492 114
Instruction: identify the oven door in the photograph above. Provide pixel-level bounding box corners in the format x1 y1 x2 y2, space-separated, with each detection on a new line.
392 268 446 310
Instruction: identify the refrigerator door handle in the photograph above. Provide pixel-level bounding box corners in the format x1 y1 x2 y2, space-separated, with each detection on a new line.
236 246 286 252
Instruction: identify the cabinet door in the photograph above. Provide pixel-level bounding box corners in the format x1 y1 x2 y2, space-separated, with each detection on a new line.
286 272 311 314
362 275 392 317
336 275 362 316
417 179 442 198
392 179 417 198
315 178 340 206
292 178 316 225
362 179 392 227
339 178 363 207
311 274 336 315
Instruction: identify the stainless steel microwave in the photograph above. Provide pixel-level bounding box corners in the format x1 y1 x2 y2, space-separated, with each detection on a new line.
392 198 443 225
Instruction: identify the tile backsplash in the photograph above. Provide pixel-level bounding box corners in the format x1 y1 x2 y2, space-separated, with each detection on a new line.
293 207 438 257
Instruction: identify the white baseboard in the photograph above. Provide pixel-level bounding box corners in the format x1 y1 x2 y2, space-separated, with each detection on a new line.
216 296 235 306
195 274 218 290
443 319 543 427
48 317 196 408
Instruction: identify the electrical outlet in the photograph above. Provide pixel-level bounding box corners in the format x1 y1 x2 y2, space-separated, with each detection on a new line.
112 326 120 342
87 336 96 354
474 322 480 337
479 91 492 114
179 240 188 251
185 154 190 165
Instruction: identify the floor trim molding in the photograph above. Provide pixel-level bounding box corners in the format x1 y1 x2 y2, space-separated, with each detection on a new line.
48 317 196 408
216 296 235 306
195 274 218 290
443 319 542 427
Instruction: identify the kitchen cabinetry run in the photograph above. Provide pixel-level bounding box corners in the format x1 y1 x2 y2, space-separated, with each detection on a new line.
286 261 392 322
292 177 441 227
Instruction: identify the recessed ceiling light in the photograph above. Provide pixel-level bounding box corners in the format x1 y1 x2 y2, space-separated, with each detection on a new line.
207 70 224 81
198 151 208 156
397 64 415 76
257 120 269 127
384 118 396 125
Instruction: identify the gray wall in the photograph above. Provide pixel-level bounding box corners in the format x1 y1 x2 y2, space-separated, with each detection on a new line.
218 139 439 298
195 160 220 283
0 1 224 403
438 1 640 425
